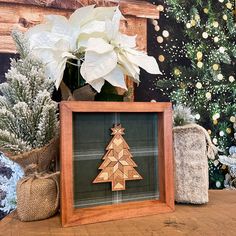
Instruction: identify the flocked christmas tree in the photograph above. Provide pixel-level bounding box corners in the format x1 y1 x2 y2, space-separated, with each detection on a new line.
93 124 142 191
0 30 58 154
153 0 236 188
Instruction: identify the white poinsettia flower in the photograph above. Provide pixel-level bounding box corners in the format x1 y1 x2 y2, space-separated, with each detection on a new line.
81 7 162 92
25 5 116 89
25 15 80 88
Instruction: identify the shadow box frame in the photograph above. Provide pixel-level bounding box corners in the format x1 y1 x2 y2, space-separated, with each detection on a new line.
60 101 174 227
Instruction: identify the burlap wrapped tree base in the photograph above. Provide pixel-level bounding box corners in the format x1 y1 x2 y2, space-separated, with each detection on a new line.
173 124 217 204
8 138 59 173
16 172 60 222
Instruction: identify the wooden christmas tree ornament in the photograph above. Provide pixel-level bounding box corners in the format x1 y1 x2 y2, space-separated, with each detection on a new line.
93 124 142 191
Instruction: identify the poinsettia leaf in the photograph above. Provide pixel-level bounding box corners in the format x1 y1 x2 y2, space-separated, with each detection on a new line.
80 20 106 35
88 78 105 93
81 51 117 82
116 33 137 48
86 38 114 54
103 67 127 90
125 48 162 74
69 5 95 27
117 52 140 82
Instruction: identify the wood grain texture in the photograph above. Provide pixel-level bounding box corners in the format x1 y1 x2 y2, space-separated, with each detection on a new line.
0 4 147 53
2 190 236 235
59 103 74 227
0 0 159 18
60 101 174 227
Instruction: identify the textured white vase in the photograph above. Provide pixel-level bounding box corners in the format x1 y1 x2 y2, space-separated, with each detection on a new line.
173 124 215 204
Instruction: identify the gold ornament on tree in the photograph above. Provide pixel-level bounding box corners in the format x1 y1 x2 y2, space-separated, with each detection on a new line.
93 124 142 191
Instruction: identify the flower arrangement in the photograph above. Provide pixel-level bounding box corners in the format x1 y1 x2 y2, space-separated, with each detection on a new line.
25 5 161 94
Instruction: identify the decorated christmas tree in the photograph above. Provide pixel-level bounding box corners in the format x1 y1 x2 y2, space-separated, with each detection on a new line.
154 0 235 188
93 124 142 191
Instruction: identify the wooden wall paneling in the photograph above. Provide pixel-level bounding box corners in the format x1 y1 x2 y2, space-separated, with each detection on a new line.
0 1 159 53
0 0 159 18
0 3 72 53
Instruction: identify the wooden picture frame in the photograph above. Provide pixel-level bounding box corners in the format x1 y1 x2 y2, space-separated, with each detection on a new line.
60 101 174 227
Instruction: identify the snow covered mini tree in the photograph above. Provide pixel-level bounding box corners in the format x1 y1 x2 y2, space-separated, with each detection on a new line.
0 31 58 154
93 124 142 191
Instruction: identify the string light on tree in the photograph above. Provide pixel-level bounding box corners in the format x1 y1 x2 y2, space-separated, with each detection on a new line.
174 68 182 76
195 114 201 120
203 8 209 13
212 21 219 28
219 131 225 137
158 54 165 62
228 76 235 82
197 61 203 68
196 82 202 89
213 113 220 120
226 2 232 9
226 128 232 134
206 92 212 100
223 14 228 20
197 51 203 60
230 116 236 123
202 32 208 39
195 14 200 21
213 138 218 145
212 64 219 70
191 19 196 26
157 5 164 12
162 30 169 38
157 36 164 43
219 47 225 53
214 36 219 42
186 22 191 28
217 74 224 80
154 25 160 31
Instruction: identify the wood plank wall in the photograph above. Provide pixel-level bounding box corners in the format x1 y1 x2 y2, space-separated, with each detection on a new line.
0 0 159 53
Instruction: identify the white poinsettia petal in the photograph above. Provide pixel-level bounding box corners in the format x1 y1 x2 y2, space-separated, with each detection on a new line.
92 6 116 21
25 23 51 40
45 15 70 34
80 20 106 35
105 8 122 41
52 59 68 89
26 31 58 49
69 5 95 27
77 32 108 50
31 47 75 89
125 48 162 74
116 33 137 48
54 39 71 52
103 67 127 90
117 52 140 82
89 78 105 93
82 50 117 82
86 38 114 54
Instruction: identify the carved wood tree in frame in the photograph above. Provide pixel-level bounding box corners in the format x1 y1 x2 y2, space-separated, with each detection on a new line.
60 101 174 227
93 124 143 191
